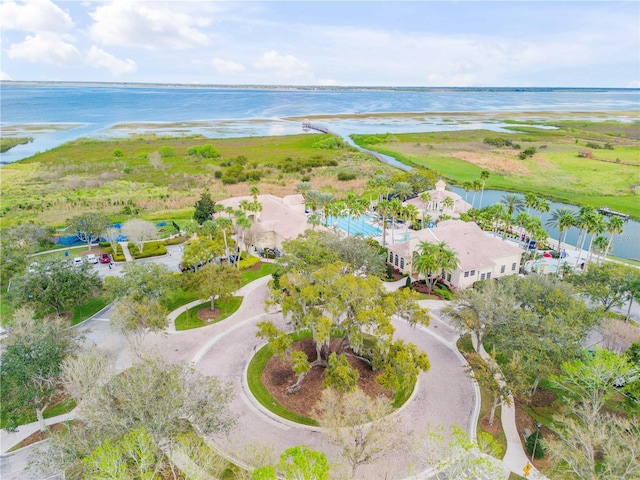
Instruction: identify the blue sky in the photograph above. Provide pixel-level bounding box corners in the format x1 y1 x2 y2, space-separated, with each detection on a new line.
1 1 638 87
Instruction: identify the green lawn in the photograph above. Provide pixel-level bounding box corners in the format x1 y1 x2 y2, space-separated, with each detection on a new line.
247 332 319 426
456 335 507 457
174 296 242 331
71 295 110 325
161 288 202 312
353 121 640 219
240 262 275 286
1 397 76 431
1 292 110 327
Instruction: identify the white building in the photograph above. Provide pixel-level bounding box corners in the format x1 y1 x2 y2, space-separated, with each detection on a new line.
386 219 523 290
403 180 472 220
215 194 317 250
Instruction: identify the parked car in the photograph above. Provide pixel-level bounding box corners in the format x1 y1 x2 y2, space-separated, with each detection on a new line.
99 253 112 264
85 253 98 264
72 257 84 267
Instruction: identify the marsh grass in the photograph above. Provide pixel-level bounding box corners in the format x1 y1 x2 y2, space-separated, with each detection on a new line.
1 134 394 228
354 121 640 218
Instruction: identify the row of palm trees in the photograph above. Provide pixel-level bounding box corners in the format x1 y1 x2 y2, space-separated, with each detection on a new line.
298 182 427 246
466 191 625 263
460 170 491 209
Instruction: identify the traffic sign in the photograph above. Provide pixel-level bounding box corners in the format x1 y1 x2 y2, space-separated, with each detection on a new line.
523 462 532 477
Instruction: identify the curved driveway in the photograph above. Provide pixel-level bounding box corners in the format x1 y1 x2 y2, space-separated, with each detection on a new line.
185 280 477 480
0 274 477 480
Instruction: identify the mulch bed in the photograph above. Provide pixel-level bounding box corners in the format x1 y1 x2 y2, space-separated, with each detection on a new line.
480 413 503 436
196 307 220 322
261 338 393 418
243 261 264 271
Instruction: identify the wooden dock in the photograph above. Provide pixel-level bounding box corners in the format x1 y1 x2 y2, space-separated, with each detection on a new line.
598 207 629 220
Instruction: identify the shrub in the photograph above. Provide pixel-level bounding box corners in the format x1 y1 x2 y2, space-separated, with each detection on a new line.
113 148 124 157
158 146 176 157
433 288 453 300
104 244 125 262
525 431 545 459
311 136 344 149
239 256 261 270
585 142 601 149
187 144 219 158
128 241 167 259
164 236 187 246
604 142 614 150
214 170 222 179
337 172 357 181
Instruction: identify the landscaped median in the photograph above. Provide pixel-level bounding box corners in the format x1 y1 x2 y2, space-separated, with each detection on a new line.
175 297 242 331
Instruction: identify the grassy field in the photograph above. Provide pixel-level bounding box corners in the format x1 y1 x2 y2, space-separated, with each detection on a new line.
352 119 640 218
0 133 396 228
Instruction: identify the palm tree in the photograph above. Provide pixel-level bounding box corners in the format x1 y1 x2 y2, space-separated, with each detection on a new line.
500 193 525 234
471 180 482 208
462 181 473 204
573 206 596 267
524 193 538 216
586 213 607 263
545 207 576 252
486 203 507 234
500 193 525 217
296 181 312 200
514 212 532 246
442 196 455 216
534 197 550 221
376 199 392 247
592 235 610 265
419 192 432 228
250 186 260 200
394 181 413 201
604 216 625 261
402 204 420 234
414 241 458 294
479 170 490 208
389 197 403 243
317 192 334 225
305 190 321 215
233 211 252 269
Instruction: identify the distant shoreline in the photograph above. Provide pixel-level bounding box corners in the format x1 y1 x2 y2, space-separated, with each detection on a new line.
2 80 639 93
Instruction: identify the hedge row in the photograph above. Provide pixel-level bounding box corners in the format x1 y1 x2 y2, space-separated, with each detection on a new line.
128 241 167 259
238 256 261 269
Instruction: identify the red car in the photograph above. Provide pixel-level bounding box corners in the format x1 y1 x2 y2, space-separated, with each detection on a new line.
99 253 112 264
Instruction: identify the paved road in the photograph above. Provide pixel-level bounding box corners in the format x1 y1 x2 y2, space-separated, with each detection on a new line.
1 267 478 479
190 285 477 480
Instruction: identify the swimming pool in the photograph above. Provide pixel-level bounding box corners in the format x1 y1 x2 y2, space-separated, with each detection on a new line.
326 214 382 237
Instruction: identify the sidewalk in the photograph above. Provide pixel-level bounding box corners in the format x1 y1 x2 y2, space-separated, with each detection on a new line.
119 241 133 262
476 342 549 480
0 412 75 455
165 275 272 333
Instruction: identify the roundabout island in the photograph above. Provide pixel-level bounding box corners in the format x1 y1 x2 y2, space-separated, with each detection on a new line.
188 276 478 479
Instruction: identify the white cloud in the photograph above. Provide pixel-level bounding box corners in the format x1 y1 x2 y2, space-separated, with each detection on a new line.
0 71 12 80
0 0 73 32
211 58 246 75
86 46 137 76
627 80 640 88
89 0 210 50
8 32 82 67
254 50 311 80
